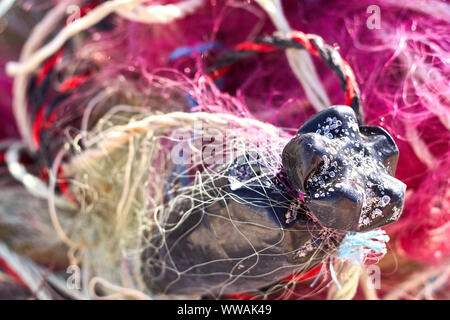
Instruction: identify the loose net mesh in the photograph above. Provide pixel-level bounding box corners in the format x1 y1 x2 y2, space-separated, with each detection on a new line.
46 73 338 299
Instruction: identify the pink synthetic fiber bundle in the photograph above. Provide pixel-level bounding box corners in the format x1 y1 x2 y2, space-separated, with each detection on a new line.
0 62 17 140
0 0 448 299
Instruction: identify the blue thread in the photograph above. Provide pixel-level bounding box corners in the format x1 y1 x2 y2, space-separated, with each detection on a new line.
169 47 194 60
169 41 222 60
337 229 390 265
196 41 220 53
329 256 342 290
310 263 325 288
186 94 198 110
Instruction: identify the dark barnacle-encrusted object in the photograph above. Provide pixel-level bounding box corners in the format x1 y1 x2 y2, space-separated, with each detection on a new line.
142 105 406 296
282 105 406 232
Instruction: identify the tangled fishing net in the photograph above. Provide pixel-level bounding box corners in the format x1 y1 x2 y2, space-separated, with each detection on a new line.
0 0 448 300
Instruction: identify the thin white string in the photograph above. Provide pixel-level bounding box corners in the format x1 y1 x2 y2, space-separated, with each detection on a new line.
116 0 204 24
6 0 205 77
64 110 283 175
0 0 15 18
5 142 73 209
255 0 330 112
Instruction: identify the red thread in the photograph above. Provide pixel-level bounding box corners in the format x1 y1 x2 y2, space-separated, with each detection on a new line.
289 31 319 57
226 263 324 300
0 257 27 287
226 292 256 300
58 72 91 92
39 167 49 183
32 107 45 148
342 61 356 107
36 49 64 85
57 165 78 205
209 66 231 81
281 263 324 283
235 42 277 53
